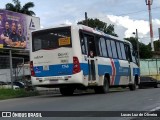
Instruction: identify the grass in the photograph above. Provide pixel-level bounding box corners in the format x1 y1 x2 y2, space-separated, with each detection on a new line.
0 88 39 100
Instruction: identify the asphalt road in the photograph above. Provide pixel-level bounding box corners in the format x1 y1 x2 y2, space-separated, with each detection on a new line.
0 87 160 120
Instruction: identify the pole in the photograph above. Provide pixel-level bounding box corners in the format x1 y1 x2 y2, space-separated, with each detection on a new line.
136 29 140 66
158 28 160 40
22 58 25 83
158 28 160 51
9 49 13 89
156 59 158 75
147 0 154 51
85 12 88 26
148 61 150 75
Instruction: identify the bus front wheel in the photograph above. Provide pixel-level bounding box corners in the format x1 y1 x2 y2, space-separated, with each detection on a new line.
60 87 74 96
94 77 109 94
129 82 136 91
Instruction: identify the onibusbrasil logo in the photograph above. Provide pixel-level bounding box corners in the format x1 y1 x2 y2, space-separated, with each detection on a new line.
2 112 42 118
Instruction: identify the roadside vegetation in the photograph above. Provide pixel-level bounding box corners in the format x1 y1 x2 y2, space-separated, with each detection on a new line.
0 88 39 100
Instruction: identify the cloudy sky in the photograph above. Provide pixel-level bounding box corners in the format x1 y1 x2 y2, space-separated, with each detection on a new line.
0 0 160 44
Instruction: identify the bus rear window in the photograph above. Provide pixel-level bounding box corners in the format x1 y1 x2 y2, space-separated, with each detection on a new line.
32 27 71 52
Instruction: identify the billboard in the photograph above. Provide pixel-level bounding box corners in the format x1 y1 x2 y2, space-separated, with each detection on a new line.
0 9 40 50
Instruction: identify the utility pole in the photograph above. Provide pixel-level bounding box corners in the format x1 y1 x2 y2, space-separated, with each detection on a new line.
9 49 13 89
158 28 160 40
145 0 154 51
136 29 140 66
85 12 88 26
158 28 160 51
133 29 140 66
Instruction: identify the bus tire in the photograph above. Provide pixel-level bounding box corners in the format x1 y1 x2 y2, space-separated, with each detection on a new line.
129 82 136 91
94 76 109 94
60 87 74 96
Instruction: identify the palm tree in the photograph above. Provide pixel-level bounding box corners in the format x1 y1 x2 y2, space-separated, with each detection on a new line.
5 0 35 16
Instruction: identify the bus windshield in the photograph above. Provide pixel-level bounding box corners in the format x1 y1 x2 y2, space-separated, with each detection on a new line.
32 27 72 52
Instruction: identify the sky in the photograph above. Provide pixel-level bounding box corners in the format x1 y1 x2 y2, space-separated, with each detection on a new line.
0 0 160 44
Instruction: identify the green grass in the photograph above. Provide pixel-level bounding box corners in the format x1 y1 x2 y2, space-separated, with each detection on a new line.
0 88 39 100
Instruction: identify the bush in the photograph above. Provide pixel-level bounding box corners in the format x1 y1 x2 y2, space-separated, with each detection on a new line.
0 88 39 100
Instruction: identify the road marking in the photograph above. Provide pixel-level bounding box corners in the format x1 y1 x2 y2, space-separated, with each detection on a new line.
150 106 160 111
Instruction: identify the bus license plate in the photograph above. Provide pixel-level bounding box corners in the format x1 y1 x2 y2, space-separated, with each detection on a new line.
49 79 58 84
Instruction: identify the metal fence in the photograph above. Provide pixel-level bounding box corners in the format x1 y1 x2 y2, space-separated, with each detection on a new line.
140 59 160 80
0 56 24 82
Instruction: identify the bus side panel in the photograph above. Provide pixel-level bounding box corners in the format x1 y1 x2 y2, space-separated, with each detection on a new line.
131 62 140 83
96 57 112 76
117 60 130 85
97 57 130 86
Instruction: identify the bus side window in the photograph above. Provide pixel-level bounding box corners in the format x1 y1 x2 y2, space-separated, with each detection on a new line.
100 37 108 57
110 40 118 59
124 44 132 62
116 42 122 59
120 42 126 60
97 37 103 56
81 38 86 54
84 36 88 55
106 39 112 58
132 50 138 65
79 32 87 55
83 33 96 57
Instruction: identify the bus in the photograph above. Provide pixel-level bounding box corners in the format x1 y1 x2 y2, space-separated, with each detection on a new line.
30 24 140 95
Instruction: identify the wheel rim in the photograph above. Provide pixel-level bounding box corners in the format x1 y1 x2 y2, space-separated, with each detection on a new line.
103 78 109 91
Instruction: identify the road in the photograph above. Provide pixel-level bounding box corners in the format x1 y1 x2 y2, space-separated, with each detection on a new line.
0 87 160 120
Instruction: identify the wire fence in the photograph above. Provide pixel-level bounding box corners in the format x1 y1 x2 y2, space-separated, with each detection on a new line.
140 59 160 80
0 56 24 83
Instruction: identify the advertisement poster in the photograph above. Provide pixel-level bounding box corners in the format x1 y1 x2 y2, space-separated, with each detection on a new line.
0 9 40 50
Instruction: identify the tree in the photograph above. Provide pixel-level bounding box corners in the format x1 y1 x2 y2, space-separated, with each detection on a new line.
78 18 118 37
125 37 153 59
5 0 35 16
148 40 160 51
125 37 137 50
139 43 152 59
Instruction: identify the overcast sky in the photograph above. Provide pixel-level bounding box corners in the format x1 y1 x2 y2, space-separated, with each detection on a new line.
0 0 160 44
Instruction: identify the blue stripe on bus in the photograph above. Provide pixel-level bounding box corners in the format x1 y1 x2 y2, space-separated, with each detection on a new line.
33 61 132 82
98 65 112 75
113 59 121 85
34 64 73 77
112 59 129 85
80 63 89 75
34 63 89 77
133 68 140 76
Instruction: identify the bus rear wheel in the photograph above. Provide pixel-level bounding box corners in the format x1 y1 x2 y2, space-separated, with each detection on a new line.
60 87 74 96
94 77 109 94
129 82 136 91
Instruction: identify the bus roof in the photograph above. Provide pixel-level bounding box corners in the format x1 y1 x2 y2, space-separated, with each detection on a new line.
77 24 132 47
32 24 132 47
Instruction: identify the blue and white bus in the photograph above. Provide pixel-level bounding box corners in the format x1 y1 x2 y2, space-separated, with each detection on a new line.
30 24 140 95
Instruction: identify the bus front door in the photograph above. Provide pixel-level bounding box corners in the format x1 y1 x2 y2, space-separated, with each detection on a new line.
88 54 96 81
83 34 98 84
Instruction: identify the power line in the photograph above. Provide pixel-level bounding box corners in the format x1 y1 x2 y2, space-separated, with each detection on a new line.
117 6 160 16
89 6 160 20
